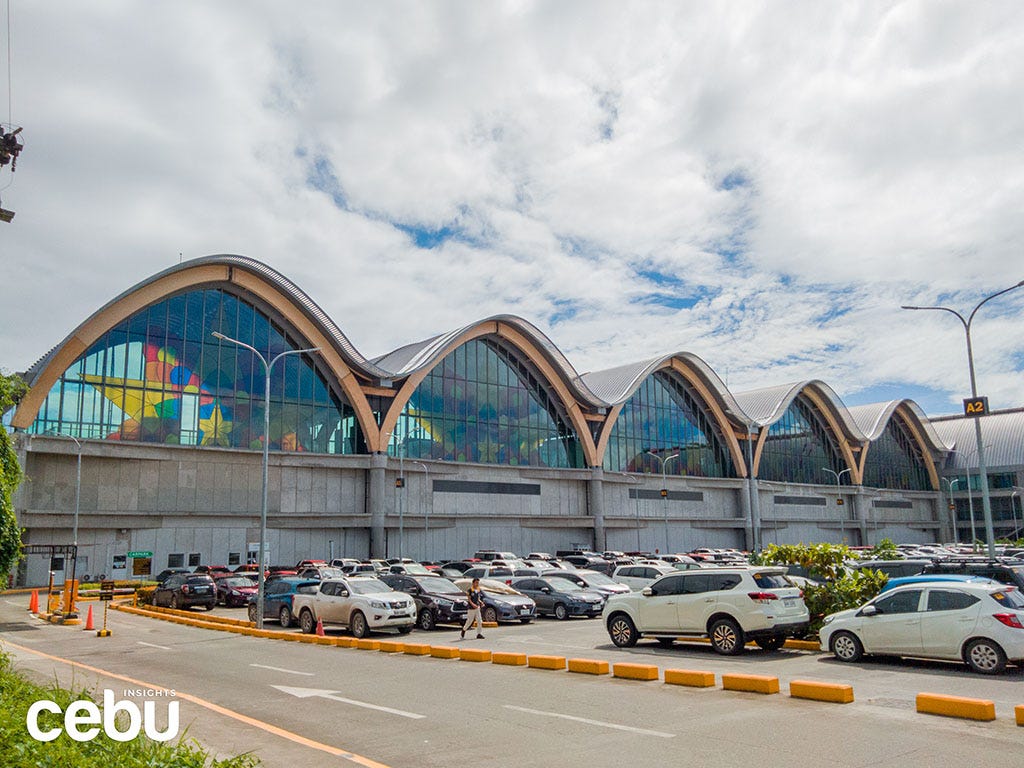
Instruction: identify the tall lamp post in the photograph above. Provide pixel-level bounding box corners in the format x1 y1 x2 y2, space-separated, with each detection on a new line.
411 461 430 558
949 476 976 548
41 431 83 583
939 477 959 546
213 332 320 630
821 467 851 544
645 451 679 554
902 279 1024 559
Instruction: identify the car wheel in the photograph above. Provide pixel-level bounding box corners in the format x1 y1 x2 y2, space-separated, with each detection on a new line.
299 609 315 635
553 603 569 621
350 611 368 638
964 638 1007 674
482 606 498 623
656 637 675 648
170 594 180 610
279 605 293 629
417 610 436 631
830 631 864 663
247 603 258 623
709 618 744 655
608 614 639 648
204 603 214 611
755 635 786 652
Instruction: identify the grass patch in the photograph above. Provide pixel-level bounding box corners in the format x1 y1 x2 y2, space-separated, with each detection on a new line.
0 651 259 767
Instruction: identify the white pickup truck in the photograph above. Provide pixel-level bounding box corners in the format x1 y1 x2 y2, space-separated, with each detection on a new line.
290 576 417 638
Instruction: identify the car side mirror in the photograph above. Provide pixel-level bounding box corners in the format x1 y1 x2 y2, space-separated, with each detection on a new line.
408 587 420 595
641 587 654 597
339 589 350 598
540 587 551 594
860 604 878 617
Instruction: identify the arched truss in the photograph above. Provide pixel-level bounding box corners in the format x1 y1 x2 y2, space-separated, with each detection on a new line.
12 255 378 438
852 400 942 491
590 356 749 477
373 319 601 464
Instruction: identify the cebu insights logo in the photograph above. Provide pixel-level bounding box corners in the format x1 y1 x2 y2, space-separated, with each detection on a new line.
26 688 179 742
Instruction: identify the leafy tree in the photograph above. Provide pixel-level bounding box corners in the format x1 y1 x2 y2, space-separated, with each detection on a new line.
0 372 28 581
866 537 901 560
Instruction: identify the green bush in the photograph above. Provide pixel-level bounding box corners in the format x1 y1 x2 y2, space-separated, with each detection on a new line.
753 542 888 636
0 651 259 767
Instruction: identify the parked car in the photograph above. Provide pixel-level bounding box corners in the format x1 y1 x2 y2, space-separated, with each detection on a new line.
879 574 998 593
612 563 678 590
296 565 346 580
380 573 470 630
511 576 605 620
153 573 217 611
473 550 519 562
921 560 1024 591
545 569 631 597
388 562 433 575
462 565 515 581
194 565 232 576
453 578 536 623
214 575 259 607
602 567 809 654
820 582 1024 674
154 567 191 584
852 560 930 579
291 577 416 637
246 577 320 627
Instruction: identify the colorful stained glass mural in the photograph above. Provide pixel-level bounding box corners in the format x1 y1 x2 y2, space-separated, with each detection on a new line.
30 288 364 454
388 338 583 468
602 371 735 477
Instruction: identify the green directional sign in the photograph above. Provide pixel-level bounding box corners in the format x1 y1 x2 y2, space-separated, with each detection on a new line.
127 550 152 558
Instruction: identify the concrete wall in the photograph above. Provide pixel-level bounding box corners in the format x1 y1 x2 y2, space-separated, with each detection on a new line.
12 435 946 585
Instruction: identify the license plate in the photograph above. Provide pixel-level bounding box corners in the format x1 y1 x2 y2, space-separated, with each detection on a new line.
783 598 796 608
518 607 530 614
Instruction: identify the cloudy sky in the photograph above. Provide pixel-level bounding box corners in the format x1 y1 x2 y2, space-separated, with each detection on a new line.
2 0 1023 417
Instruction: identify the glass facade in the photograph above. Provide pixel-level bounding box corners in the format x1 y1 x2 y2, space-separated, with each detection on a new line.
30 288 364 454
388 338 583 467
861 417 931 490
758 398 846 484
602 371 735 477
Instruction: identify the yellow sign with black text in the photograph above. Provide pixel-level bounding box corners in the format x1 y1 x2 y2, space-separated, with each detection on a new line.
963 397 989 416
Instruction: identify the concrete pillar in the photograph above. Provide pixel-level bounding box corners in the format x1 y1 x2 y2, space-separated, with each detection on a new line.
853 488 869 547
750 478 762 552
589 468 606 552
740 482 753 551
368 453 387 558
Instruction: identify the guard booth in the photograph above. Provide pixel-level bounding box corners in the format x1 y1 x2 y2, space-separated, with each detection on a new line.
20 544 78 588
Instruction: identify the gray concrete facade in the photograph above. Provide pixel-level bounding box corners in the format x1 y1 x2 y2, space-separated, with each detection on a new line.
12 434 948 586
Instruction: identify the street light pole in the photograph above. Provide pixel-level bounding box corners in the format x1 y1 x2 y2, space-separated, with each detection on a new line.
213 332 320 630
411 461 430 558
821 467 851 544
940 477 959 546
902 279 1024 559
645 451 679 554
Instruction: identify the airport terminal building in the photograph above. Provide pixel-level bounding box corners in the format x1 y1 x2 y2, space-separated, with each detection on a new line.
8 256 1022 585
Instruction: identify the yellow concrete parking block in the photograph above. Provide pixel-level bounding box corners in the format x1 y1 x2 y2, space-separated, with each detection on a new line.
482 621 499 628
612 663 659 681
377 641 405 653
403 643 432 656
722 673 780 695
567 658 610 675
916 693 995 722
356 639 381 651
335 637 358 648
430 646 461 659
459 648 492 662
1015 704 1024 726
527 655 566 670
789 680 854 704
492 652 528 666
664 669 716 688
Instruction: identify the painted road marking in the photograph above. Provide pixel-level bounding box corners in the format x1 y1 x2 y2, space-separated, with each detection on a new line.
273 685 426 720
504 705 675 738
2 640 392 767
137 641 172 650
251 663 314 676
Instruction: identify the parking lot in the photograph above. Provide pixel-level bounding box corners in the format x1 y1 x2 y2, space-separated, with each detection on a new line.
4 593 1024 768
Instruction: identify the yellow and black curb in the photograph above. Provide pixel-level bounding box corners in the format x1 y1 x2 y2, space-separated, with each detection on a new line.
110 603 1024 726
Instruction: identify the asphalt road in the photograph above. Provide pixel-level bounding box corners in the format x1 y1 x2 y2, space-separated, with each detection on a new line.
2 597 1023 768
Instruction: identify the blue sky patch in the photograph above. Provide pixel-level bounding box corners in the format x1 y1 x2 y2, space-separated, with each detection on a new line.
304 153 349 210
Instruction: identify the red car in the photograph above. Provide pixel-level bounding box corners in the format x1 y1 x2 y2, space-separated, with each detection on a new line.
215 575 259 607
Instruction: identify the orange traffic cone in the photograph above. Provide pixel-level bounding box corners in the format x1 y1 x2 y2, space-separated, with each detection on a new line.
315 617 325 636
28 590 39 613
84 604 94 631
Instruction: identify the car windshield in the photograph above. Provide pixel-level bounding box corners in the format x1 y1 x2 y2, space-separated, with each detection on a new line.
348 579 391 594
753 573 790 589
545 577 583 592
316 568 345 578
416 578 462 594
990 588 1024 609
186 576 213 585
296 584 318 594
221 577 253 588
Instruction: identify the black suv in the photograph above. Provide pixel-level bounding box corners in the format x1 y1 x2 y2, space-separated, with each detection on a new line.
380 573 470 630
153 573 217 610
921 560 1024 590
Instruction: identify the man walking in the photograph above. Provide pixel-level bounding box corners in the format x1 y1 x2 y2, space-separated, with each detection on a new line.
461 578 485 640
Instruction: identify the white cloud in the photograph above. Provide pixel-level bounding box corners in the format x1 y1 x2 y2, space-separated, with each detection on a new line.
3 0 1023 417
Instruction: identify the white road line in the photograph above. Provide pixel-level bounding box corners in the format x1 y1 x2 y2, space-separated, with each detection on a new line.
137 641 172 650
272 685 425 719
504 705 674 738
251 663 315 676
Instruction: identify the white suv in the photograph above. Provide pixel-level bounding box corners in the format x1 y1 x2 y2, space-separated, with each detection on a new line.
602 567 809 654
612 563 678 590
